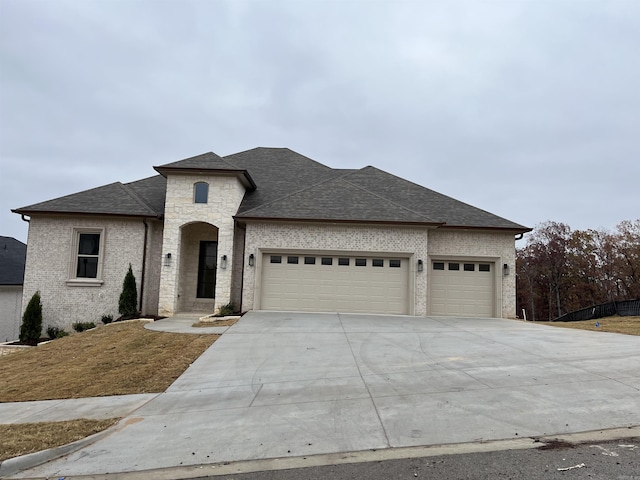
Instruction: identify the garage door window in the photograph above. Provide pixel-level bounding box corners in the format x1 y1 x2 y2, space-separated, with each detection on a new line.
355 258 367 267
448 263 460 271
321 257 333 265
464 263 475 271
304 256 316 265
287 256 299 264
339 258 350 266
390 259 401 268
433 262 445 270
372 259 384 267
270 255 282 264
479 264 491 272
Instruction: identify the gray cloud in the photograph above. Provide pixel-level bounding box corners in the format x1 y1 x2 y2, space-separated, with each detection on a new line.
1 0 639 242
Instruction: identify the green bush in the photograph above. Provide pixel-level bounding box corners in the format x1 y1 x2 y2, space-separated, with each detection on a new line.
20 291 43 345
118 264 138 318
72 322 96 333
101 314 113 324
216 302 237 317
46 326 69 339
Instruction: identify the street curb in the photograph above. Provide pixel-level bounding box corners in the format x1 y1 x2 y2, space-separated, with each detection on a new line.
0 424 116 478
9 425 640 480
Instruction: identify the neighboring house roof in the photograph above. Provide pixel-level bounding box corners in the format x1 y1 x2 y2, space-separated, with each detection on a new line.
0 236 27 285
12 147 530 232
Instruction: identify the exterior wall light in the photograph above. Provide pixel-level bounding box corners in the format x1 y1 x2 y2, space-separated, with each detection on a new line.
248 253 255 267
221 254 228 270
164 253 172 267
417 259 424 272
503 263 510 276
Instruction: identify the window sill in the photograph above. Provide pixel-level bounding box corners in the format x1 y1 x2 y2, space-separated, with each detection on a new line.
66 279 104 287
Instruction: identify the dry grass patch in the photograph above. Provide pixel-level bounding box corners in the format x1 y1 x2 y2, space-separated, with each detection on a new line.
0 321 218 402
0 418 119 462
542 316 640 336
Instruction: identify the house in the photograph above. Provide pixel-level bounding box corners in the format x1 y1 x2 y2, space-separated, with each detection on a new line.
13 147 530 330
0 236 27 341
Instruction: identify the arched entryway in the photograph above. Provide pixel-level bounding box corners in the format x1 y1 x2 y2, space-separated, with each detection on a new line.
177 222 219 314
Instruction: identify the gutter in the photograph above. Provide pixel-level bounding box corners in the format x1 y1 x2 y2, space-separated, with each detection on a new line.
139 219 149 313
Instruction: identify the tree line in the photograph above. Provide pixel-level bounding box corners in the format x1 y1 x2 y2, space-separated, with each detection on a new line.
516 219 640 321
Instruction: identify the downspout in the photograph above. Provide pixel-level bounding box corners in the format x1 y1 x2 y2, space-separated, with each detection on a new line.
140 218 149 314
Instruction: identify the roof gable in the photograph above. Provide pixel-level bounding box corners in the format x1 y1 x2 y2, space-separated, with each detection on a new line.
0 236 27 285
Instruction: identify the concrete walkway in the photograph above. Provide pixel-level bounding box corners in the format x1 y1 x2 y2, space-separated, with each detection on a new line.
7 312 640 478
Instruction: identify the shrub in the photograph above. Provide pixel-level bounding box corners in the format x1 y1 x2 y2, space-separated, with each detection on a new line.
101 314 113 324
72 322 96 333
46 326 69 339
118 264 138 318
20 291 43 345
216 302 237 317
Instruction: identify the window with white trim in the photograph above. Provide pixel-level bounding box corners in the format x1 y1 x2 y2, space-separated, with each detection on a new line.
70 228 105 283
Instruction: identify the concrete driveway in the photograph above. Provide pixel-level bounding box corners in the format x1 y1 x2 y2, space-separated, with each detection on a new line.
14 312 640 477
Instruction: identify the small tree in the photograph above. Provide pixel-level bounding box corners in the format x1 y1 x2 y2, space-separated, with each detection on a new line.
118 264 138 318
20 291 43 345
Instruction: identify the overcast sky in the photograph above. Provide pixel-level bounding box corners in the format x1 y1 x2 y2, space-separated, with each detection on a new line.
1 0 639 244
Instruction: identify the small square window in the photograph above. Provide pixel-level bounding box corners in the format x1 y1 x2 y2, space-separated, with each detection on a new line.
479 264 491 272
270 255 282 264
433 262 445 270
304 256 316 265
338 258 350 266
287 256 299 264
372 259 384 267
448 263 460 271
355 258 367 267
321 257 333 265
389 259 401 268
464 263 475 271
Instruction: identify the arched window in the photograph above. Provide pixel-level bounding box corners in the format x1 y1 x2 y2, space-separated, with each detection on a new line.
194 182 209 204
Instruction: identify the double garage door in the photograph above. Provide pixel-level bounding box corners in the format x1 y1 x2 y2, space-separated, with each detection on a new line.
260 253 409 314
429 260 495 317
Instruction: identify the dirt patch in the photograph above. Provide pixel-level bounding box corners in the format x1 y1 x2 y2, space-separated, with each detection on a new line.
538 439 575 450
0 321 218 402
0 418 119 462
192 317 239 328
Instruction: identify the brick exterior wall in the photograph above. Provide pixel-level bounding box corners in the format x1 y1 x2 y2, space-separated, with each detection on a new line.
428 229 517 318
158 174 246 316
0 286 22 342
21 215 154 331
242 222 430 315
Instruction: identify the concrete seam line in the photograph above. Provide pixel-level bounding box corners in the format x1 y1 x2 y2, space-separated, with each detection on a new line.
0 422 119 478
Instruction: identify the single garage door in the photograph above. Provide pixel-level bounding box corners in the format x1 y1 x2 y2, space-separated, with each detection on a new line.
430 261 495 317
260 253 409 314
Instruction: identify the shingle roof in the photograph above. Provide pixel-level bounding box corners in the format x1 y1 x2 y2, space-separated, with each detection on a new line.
0 236 27 285
13 147 530 231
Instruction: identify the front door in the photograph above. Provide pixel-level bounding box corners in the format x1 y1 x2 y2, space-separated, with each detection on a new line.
197 241 217 298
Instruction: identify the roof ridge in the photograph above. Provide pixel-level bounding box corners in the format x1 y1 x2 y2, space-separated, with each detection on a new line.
238 169 351 216
339 172 440 223
117 183 157 216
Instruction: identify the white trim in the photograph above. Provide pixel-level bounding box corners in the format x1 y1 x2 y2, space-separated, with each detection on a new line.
68 227 106 283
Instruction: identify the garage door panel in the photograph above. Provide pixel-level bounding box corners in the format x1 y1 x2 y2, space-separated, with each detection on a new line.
430 261 495 317
261 253 409 314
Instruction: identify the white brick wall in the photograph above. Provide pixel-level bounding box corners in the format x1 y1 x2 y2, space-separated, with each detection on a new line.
158 174 246 316
0 286 22 342
242 222 430 315
21 216 151 332
428 229 517 318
